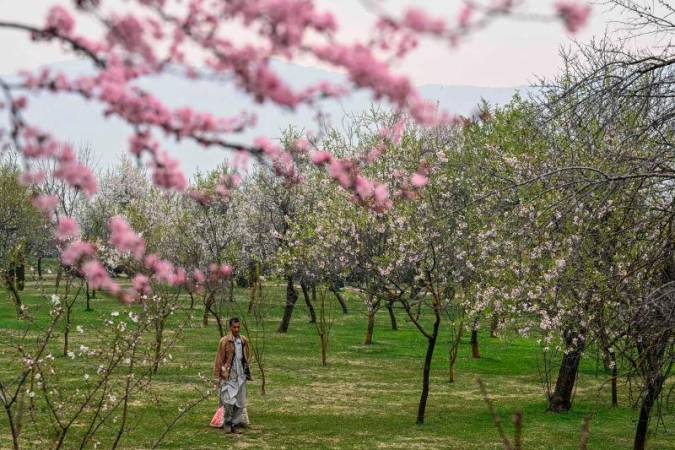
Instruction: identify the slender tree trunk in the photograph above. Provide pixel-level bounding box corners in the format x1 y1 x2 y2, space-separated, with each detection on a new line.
448 323 463 383
610 350 618 407
16 263 24 291
277 276 298 333
85 282 92 311
228 278 235 302
37 256 43 280
364 306 376 346
416 311 440 425
386 300 398 330
63 304 73 357
470 329 480 359
319 333 327 366
300 281 317 323
633 373 665 450
549 336 585 412
153 321 164 374
5 274 24 318
329 285 348 314
55 265 63 292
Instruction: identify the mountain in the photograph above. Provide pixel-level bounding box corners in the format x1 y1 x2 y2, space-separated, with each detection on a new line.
6 60 531 175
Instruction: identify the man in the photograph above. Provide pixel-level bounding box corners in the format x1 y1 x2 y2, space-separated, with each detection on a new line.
213 317 252 434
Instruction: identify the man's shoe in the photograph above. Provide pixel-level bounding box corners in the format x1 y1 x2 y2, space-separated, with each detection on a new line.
230 425 242 434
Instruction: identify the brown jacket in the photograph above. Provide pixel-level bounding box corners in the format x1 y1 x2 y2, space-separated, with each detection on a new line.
213 334 251 381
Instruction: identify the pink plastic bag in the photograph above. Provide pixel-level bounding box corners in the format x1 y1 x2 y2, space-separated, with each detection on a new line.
209 406 224 428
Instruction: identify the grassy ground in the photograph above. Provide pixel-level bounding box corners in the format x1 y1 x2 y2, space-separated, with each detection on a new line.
0 277 673 449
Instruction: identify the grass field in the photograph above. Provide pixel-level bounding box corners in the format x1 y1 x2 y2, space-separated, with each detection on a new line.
1 277 673 449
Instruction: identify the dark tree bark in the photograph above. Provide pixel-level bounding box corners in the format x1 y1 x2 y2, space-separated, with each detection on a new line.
416 310 441 425
16 263 24 291
4 272 23 318
277 276 298 333
37 256 43 280
549 332 585 412
386 300 398 330
634 373 665 450
300 281 317 323
329 285 348 314
470 329 480 359
364 309 376 346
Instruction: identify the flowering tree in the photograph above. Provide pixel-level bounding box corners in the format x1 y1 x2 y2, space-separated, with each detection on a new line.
0 0 590 302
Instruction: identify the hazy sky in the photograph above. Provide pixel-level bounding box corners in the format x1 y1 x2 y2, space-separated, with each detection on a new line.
0 0 626 87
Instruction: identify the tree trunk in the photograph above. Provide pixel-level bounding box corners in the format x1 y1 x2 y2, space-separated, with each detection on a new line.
5 274 24 318
277 276 298 333
300 281 317 323
549 337 585 412
364 307 376 346
470 329 480 359
329 285 348 314
153 321 164 374
16 263 24 291
386 300 398 330
633 373 665 450
319 333 327 367
228 278 235 302
63 304 72 357
416 311 440 425
609 350 618 407
85 282 92 311
37 256 43 280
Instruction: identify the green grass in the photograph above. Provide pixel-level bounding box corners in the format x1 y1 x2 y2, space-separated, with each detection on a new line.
0 277 673 449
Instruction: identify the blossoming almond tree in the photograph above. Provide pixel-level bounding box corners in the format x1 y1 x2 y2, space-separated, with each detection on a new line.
0 0 590 303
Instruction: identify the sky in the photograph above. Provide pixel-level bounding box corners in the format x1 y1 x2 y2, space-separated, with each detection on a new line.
0 0 627 87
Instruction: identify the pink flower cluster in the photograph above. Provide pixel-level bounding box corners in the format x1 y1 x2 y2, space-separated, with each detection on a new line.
62 240 96 265
54 146 98 196
144 254 187 286
311 151 392 210
45 5 75 35
56 217 81 241
82 260 120 293
402 8 446 35
225 0 337 49
132 274 152 295
555 1 591 33
109 216 146 259
31 195 58 215
151 151 188 191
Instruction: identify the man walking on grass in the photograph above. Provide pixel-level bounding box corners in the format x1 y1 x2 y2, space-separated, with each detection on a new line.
214 317 252 434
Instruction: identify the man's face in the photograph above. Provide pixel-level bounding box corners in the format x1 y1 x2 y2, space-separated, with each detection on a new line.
230 322 240 336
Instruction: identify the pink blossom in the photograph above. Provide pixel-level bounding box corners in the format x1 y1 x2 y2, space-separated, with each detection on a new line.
45 5 75 35
56 217 80 240
31 194 58 215
19 170 46 185
132 274 152 295
61 240 95 265
82 260 120 293
402 8 446 34
150 151 187 191
458 4 474 28
54 159 98 196
219 264 233 278
354 175 374 200
311 151 333 165
411 173 429 187
555 1 591 33
109 216 145 259
193 269 206 284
